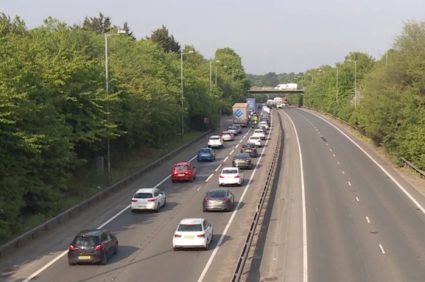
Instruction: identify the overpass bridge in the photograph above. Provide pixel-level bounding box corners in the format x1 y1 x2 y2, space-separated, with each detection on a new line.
247 86 304 106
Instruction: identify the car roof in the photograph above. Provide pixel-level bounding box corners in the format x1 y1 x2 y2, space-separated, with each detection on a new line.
175 161 190 166
222 166 239 172
77 229 107 237
135 188 157 193
209 135 220 138
179 218 205 225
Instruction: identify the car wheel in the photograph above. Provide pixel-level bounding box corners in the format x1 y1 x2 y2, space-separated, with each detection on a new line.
154 203 159 213
163 198 167 207
113 243 118 255
203 207 207 212
172 179 176 183
68 260 76 266
100 253 108 265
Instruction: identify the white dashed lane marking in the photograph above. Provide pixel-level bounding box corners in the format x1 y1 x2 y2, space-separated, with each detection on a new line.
205 173 214 182
223 156 229 162
379 244 386 254
366 216 371 223
215 164 222 172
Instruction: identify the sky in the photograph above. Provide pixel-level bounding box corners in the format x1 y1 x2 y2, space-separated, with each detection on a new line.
1 0 424 74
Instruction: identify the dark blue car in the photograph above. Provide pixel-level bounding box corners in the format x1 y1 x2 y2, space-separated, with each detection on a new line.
197 148 216 162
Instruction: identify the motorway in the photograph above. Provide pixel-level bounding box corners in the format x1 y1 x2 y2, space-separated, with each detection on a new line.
2 107 425 282
249 108 425 282
0 115 280 282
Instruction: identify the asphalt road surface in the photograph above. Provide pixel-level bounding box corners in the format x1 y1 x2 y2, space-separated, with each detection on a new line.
250 108 425 282
0 114 280 282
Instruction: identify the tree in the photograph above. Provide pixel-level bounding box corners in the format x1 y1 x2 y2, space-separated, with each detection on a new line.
148 25 180 53
82 13 112 33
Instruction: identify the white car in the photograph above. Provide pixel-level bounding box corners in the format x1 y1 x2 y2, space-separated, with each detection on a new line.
248 135 263 147
173 218 213 250
221 131 234 141
208 135 224 148
252 128 266 140
219 167 243 186
131 188 166 212
258 121 269 131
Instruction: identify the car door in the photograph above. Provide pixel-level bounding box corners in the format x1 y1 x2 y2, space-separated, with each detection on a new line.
203 220 212 242
101 232 112 257
191 162 197 177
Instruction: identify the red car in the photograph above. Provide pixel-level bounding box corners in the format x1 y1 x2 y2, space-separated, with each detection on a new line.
171 161 197 182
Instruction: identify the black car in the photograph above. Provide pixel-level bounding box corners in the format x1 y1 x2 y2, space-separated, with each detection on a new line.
240 143 259 158
68 229 118 265
232 152 252 169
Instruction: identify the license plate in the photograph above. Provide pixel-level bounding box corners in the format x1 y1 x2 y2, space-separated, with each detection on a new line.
78 255 91 260
178 173 185 176
184 235 194 239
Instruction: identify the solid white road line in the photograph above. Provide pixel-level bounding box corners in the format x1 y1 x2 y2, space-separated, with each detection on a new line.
206 173 214 182
197 122 272 282
312 112 425 215
23 153 199 282
283 111 308 282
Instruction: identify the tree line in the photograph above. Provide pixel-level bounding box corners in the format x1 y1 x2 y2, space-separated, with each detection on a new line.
301 21 425 172
0 13 250 242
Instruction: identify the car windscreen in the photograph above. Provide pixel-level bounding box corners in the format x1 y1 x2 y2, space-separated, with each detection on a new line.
74 236 99 248
134 192 153 199
207 190 227 198
178 224 203 232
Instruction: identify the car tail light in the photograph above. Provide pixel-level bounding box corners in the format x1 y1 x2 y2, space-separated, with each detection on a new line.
68 244 76 251
224 198 231 202
219 175 224 178
131 199 137 202
174 234 182 238
197 233 205 238
203 197 209 203
147 198 156 202
95 244 103 251
234 175 240 178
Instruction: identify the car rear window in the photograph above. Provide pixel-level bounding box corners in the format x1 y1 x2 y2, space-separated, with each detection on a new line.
134 192 153 199
175 164 189 171
207 190 227 198
74 236 99 248
210 137 219 140
223 169 238 174
200 149 210 153
178 224 203 232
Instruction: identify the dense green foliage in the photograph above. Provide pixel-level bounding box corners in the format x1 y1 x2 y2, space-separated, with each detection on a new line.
303 21 425 171
0 13 250 242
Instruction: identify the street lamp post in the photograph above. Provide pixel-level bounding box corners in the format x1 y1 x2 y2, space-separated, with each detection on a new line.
354 60 357 108
180 50 194 136
336 65 339 102
104 29 125 180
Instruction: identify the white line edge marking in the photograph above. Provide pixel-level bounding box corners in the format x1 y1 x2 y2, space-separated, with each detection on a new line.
223 156 229 162
366 216 371 223
311 111 425 215
205 173 213 182
23 154 200 282
214 164 222 172
282 111 308 282
379 244 386 254
197 122 272 281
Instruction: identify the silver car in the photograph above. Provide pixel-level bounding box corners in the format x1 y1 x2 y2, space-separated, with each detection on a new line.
203 188 234 212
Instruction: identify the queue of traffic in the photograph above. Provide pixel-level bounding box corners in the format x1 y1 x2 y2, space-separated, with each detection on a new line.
67 108 272 264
